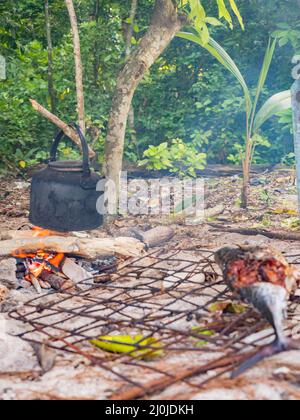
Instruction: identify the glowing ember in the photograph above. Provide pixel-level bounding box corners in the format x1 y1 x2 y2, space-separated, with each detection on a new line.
24 252 66 281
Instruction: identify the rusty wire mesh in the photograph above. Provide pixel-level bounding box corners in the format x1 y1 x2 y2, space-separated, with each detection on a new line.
9 248 300 399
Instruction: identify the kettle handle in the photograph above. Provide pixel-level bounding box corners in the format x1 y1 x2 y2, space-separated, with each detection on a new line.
50 123 91 177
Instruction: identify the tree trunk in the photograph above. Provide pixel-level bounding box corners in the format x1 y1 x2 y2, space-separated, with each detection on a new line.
44 0 56 114
104 0 187 203
65 0 86 134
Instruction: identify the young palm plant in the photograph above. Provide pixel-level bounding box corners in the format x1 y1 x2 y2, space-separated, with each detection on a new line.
178 32 292 208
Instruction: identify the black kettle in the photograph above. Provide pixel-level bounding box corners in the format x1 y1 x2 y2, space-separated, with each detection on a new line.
29 124 104 232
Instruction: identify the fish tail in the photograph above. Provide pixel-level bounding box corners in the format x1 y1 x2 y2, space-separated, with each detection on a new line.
231 338 297 379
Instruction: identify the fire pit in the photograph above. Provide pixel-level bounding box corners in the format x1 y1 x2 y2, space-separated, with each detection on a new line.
8 227 117 294
8 247 300 399
0 226 146 305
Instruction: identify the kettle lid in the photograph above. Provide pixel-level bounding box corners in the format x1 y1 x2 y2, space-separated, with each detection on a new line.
48 160 83 172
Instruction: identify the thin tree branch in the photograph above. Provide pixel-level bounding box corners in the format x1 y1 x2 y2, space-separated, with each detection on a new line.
65 0 86 134
125 0 139 157
30 99 95 158
125 0 138 57
44 0 56 114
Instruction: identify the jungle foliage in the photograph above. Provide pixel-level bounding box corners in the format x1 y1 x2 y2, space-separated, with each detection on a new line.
0 0 299 173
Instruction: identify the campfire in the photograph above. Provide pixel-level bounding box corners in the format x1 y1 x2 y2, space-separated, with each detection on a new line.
0 225 171 295
16 250 67 293
13 227 77 293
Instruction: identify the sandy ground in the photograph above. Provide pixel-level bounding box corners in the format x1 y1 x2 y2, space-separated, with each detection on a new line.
1 168 300 400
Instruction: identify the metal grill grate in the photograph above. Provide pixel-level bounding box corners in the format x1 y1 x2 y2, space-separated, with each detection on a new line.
9 248 300 399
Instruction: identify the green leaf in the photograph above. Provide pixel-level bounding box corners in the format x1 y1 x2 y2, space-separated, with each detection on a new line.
200 23 210 45
205 17 223 26
191 328 215 347
208 37 252 113
253 90 292 133
228 0 245 30
249 38 277 135
178 32 252 115
133 24 139 33
177 32 252 115
90 335 164 359
189 0 207 35
216 0 244 29
216 0 233 29
209 301 248 314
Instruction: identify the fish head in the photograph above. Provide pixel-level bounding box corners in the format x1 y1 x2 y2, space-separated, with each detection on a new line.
215 247 239 269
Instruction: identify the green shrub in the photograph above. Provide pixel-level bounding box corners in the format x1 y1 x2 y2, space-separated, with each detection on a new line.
140 138 206 178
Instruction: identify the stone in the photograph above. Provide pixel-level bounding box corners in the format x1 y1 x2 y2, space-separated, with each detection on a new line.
0 290 32 313
0 315 38 373
62 258 92 283
30 343 57 374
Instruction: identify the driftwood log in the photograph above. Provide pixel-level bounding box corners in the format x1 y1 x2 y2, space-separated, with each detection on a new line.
0 236 145 259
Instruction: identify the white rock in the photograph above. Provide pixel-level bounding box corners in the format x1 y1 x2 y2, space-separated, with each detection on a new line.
0 258 18 289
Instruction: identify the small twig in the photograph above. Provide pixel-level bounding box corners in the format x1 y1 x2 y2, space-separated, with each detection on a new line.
208 223 300 242
29 274 42 294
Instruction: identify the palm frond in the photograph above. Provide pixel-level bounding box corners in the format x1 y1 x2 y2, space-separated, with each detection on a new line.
253 90 291 133
249 38 277 135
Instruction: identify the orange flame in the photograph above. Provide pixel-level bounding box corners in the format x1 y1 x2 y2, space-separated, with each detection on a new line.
32 226 56 238
12 227 66 283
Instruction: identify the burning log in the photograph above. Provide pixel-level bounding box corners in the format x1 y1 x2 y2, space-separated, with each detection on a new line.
40 271 76 292
0 236 145 259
